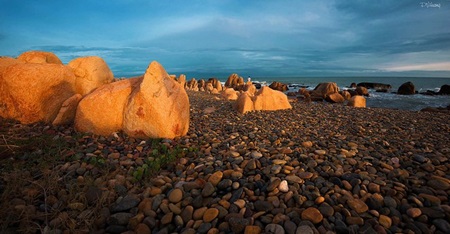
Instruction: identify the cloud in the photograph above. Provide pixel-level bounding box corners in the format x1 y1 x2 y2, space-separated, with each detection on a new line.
384 62 450 72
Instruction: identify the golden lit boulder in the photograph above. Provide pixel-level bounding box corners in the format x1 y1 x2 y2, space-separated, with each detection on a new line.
235 92 254 114
123 61 189 139
17 50 63 64
347 95 366 108
208 78 223 91
325 92 345 103
269 81 288 92
312 82 339 98
75 78 141 135
222 88 239 100
225 73 244 89
340 90 352 100
244 81 257 96
52 94 83 125
178 74 187 88
0 63 76 124
68 56 114 96
253 86 292 111
186 78 199 91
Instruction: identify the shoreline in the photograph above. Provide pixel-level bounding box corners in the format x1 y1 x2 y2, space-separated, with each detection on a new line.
1 91 449 233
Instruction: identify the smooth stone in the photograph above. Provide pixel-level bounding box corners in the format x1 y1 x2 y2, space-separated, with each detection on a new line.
265 223 285 234
301 141 313 148
198 223 212 234
297 172 313 179
230 188 244 202
279 180 289 193
218 179 233 190
202 182 215 197
285 175 303 184
406 207 421 218
296 225 314 234
245 225 262 234
169 188 183 203
161 212 173 225
347 199 368 213
383 196 397 208
318 203 334 217
433 219 450 233
193 207 207 220
379 215 392 229
203 208 219 223
284 220 297 234
301 207 323 224
315 150 326 155
346 216 364 226
181 205 194 223
208 171 223 186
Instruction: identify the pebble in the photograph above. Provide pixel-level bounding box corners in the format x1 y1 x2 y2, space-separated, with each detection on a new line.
110 195 140 213
406 207 422 218
245 225 262 234
278 180 289 192
296 225 314 234
378 215 392 229
301 207 323 224
265 223 285 234
208 171 223 186
347 199 369 213
169 188 183 203
203 208 219 223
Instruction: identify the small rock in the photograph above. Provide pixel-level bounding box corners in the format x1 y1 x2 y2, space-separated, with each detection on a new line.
301 207 323 224
203 208 219 223
296 225 314 234
245 225 262 234
347 199 368 213
379 215 392 229
169 188 183 203
265 223 285 234
111 195 140 213
208 171 223 186
279 180 289 192
406 208 422 218
202 182 215 197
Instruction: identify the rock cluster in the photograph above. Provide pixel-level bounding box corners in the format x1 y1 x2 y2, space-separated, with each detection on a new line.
398 81 416 95
235 86 292 114
296 82 366 107
0 51 113 124
75 61 189 139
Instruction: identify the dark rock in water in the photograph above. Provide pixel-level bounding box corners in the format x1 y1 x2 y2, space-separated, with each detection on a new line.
349 82 357 88
252 82 262 89
438 84 450 95
357 82 392 91
269 81 289 92
397 82 416 95
347 90 358 97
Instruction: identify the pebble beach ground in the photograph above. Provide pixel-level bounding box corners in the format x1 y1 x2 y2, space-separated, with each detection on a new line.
1 90 449 234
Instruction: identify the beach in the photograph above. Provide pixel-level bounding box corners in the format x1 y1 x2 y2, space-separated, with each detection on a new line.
1 91 449 233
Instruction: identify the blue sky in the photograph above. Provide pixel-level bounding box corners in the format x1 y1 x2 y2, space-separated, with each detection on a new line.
1 0 450 78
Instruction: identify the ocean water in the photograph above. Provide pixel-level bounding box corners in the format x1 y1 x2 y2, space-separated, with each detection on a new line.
250 77 450 111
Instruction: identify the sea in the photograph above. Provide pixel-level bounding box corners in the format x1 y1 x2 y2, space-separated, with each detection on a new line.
247 77 450 111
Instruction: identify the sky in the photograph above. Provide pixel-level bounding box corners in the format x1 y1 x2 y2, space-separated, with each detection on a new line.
1 0 450 78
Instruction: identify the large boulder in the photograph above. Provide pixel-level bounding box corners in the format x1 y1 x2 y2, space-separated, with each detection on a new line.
347 95 366 108
17 51 63 64
198 79 206 91
225 73 244 89
208 78 223 91
312 82 339 98
75 78 141 135
438 84 450 95
356 86 369 96
243 81 257 96
340 90 352 100
68 56 114 96
253 86 292 111
269 81 288 92
397 82 416 95
235 92 255 114
325 93 345 103
235 86 292 114
186 78 199 91
0 63 76 124
222 88 239 100
123 61 189 138
178 74 187 89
